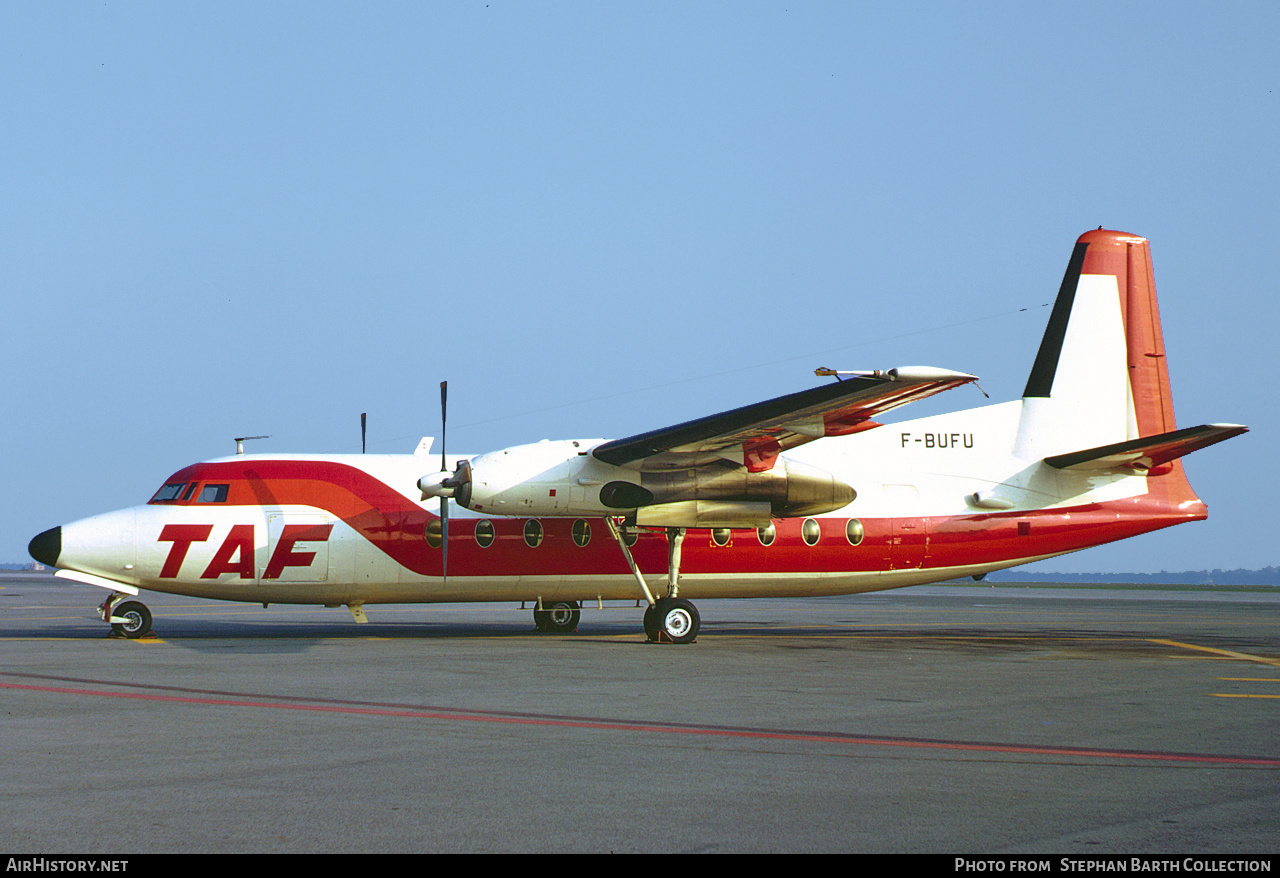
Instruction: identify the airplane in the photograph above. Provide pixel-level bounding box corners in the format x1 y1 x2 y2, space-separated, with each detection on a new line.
28 229 1247 643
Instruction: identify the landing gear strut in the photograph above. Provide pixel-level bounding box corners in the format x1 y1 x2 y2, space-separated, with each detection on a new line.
606 519 700 644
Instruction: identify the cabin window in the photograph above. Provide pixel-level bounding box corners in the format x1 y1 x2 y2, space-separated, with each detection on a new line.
757 523 776 546
198 484 230 503
524 519 544 548
802 518 821 546
711 528 731 547
475 520 495 548
845 518 864 546
424 519 443 549
572 519 591 547
151 483 187 503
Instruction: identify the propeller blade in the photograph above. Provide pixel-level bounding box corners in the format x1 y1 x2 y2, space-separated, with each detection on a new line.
440 382 448 472
440 381 448 585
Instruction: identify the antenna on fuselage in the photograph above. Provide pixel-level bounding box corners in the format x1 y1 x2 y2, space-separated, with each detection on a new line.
234 435 270 455
361 413 367 453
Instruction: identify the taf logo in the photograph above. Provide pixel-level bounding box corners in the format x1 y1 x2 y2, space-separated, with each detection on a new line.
156 523 332 580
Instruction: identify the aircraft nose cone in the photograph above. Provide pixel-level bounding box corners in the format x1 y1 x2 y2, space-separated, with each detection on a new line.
28 527 62 567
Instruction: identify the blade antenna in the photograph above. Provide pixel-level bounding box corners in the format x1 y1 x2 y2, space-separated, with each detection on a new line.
361 413 367 453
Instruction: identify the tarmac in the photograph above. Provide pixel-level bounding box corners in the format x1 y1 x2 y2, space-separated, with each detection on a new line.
2 570 1278 854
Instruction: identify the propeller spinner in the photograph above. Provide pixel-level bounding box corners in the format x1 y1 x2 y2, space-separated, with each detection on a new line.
418 461 472 502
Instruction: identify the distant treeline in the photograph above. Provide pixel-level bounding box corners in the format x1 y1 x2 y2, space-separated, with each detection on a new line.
987 566 1280 586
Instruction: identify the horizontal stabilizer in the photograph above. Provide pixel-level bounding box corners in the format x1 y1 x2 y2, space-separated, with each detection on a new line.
1043 424 1247 472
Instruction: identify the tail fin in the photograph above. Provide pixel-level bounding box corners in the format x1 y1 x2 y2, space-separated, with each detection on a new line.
1014 229 1245 470
1015 230 1175 459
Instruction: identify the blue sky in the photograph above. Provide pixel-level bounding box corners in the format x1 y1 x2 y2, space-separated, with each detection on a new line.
3 2 1275 573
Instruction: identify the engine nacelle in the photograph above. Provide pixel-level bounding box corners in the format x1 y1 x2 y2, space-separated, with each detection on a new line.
456 439 603 516
634 500 773 528
600 457 855 519
451 439 855 524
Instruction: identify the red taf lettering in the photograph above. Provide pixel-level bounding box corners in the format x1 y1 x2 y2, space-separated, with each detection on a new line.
201 524 256 580
157 524 213 578
263 523 333 579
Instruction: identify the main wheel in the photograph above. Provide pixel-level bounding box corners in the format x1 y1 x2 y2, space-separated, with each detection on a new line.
534 600 580 633
110 601 153 639
651 597 699 644
642 603 659 640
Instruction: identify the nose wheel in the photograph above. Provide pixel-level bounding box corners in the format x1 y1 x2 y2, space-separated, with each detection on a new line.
100 595 153 639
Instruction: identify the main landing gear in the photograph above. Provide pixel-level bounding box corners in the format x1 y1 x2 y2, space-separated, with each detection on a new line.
606 520 701 645
533 600 581 633
99 593 153 639
642 596 700 645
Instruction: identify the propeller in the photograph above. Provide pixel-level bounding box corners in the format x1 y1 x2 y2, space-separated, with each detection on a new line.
440 382 448 584
416 381 474 584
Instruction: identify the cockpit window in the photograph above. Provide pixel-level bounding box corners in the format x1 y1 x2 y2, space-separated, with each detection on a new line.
151 482 187 503
198 484 230 503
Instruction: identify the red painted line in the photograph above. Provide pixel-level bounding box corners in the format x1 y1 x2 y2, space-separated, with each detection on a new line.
4 680 1278 766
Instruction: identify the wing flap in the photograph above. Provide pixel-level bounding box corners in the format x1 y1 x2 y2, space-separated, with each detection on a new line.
592 367 977 472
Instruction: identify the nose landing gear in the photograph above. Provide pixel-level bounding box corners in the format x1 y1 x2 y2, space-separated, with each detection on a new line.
99 594 153 639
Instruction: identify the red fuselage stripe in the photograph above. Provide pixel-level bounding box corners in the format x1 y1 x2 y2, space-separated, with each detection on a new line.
149 459 1203 579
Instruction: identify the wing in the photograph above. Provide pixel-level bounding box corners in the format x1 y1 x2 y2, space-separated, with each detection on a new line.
592 366 977 473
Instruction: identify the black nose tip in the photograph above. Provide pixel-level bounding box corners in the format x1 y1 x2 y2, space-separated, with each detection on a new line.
28 527 61 567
